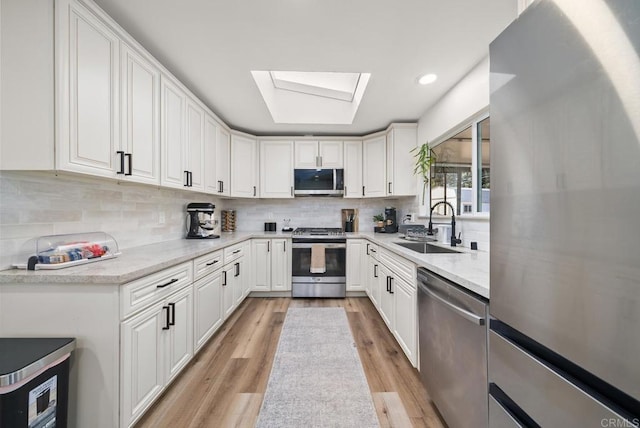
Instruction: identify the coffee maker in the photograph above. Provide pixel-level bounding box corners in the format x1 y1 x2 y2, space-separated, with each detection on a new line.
379 207 399 233
186 203 220 239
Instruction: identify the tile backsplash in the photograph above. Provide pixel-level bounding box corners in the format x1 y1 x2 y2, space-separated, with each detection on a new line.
0 171 417 270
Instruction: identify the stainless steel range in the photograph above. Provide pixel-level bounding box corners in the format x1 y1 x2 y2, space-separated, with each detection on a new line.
291 228 346 298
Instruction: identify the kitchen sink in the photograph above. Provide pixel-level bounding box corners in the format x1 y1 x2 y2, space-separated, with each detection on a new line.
394 241 462 254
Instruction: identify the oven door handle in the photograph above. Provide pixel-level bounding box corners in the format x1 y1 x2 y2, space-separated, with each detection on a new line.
291 243 347 249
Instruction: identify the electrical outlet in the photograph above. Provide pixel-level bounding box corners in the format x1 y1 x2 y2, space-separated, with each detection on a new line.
159 211 166 225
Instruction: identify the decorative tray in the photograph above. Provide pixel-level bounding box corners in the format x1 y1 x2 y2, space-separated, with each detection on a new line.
13 232 120 270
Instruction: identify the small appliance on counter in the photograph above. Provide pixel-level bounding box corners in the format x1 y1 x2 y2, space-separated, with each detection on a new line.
186 203 219 239
264 222 276 232
13 232 120 270
282 219 293 232
374 207 399 233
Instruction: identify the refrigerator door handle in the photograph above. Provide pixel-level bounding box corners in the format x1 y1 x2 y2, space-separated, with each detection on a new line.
419 281 485 325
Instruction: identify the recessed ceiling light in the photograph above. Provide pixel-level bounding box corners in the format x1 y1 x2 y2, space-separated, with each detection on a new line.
418 73 437 85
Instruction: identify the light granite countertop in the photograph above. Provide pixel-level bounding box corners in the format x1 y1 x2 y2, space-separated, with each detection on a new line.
0 231 489 299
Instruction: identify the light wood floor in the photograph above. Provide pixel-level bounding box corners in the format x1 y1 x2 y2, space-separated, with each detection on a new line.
135 297 446 428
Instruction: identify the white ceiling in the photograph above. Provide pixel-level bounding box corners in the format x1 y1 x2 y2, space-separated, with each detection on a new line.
93 0 518 136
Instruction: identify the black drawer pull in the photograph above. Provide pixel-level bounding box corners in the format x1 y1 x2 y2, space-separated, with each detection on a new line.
374 264 378 278
232 249 241 254
117 151 125 174
157 278 179 288
223 271 227 286
206 260 219 266
125 153 133 176
389 277 394 294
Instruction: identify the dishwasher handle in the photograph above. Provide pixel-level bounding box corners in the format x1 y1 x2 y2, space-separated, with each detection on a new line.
419 280 485 326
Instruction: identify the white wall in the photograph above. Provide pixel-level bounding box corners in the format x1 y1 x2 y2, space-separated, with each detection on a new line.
415 56 491 250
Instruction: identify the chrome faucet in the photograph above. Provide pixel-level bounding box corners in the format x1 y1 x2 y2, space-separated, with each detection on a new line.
427 201 462 247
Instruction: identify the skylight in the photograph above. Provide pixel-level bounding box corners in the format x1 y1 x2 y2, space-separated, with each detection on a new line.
251 70 371 125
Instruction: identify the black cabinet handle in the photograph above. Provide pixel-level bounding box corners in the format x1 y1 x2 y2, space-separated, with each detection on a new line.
267 241 270 252
189 171 194 187
283 241 286 252
221 181 224 193
168 302 176 326
162 306 170 330
206 260 219 266
362 186 365 196
157 278 178 288
386 276 390 292
117 151 125 174
370 248 376 253
235 262 240 277
388 182 392 194
218 180 223 193
184 171 189 187
253 186 256 197
233 249 241 254
366 243 370 255
125 153 133 176
223 271 227 286
389 277 394 294
374 264 378 278
291 186 293 197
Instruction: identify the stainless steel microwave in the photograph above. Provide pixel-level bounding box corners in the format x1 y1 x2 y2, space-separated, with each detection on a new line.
294 169 344 196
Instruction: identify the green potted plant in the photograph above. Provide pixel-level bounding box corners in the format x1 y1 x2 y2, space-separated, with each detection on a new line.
411 142 436 204
372 213 385 227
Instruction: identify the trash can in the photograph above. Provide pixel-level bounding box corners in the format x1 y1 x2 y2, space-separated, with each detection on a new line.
0 338 75 428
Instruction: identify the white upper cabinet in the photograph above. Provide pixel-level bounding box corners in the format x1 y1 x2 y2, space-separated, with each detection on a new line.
215 126 231 196
185 96 205 192
343 140 363 198
58 0 120 177
203 114 218 194
294 140 343 168
160 75 187 189
362 135 387 197
386 124 417 196
260 140 294 198
120 43 160 185
230 133 258 198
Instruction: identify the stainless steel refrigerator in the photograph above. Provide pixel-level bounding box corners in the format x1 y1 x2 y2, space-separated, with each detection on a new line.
489 0 640 426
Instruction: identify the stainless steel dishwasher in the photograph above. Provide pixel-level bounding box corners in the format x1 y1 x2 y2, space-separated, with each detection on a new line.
418 267 489 428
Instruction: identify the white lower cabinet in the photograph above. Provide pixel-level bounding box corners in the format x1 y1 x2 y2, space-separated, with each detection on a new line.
365 241 418 367
222 263 237 319
121 281 193 427
346 239 367 291
193 270 223 352
252 238 291 292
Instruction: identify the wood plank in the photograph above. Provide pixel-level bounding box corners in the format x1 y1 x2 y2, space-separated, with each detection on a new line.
134 297 446 428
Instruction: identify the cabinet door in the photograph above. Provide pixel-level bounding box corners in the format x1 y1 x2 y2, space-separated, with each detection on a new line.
387 126 417 196
233 258 245 305
230 134 258 198
222 264 236 319
161 75 187 189
271 239 291 291
368 255 381 308
319 140 343 168
393 276 417 366
294 140 319 168
362 135 387 197
252 239 271 291
194 270 223 352
204 114 218 194
165 286 194 384
379 264 394 328
346 240 365 291
260 141 294 198
185 97 205 191
121 303 164 428
343 140 363 198
61 1 120 177
120 43 160 185
215 126 231 196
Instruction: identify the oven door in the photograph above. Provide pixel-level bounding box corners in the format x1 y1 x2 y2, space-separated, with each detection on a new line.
291 239 346 297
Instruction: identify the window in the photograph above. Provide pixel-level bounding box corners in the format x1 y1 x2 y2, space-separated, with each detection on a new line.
429 115 490 215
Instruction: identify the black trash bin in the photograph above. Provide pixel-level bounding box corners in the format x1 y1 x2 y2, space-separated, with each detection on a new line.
0 338 75 428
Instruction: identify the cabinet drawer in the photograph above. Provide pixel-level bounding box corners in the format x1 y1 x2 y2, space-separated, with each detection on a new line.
224 241 246 264
194 250 223 280
121 262 193 319
379 247 415 286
